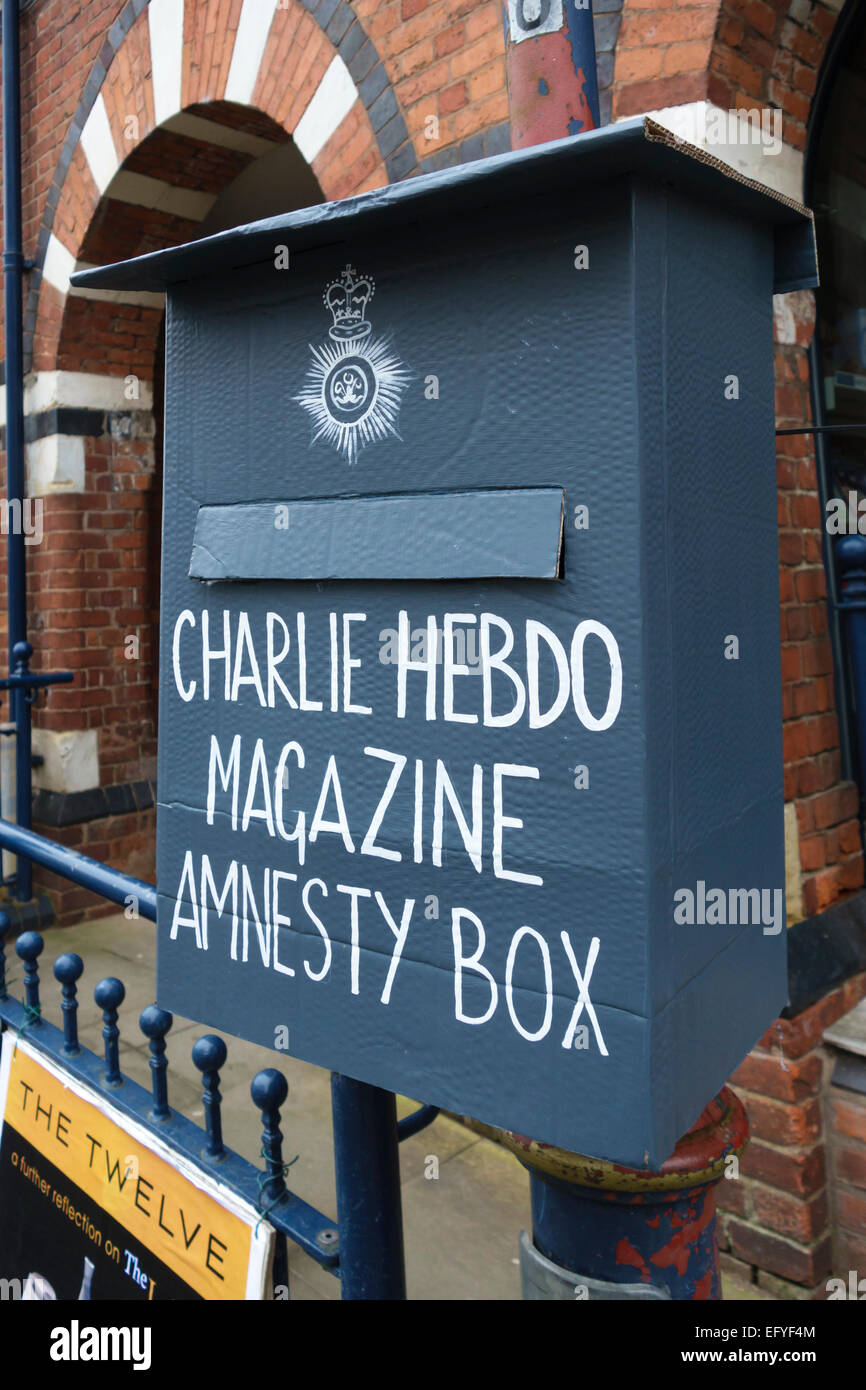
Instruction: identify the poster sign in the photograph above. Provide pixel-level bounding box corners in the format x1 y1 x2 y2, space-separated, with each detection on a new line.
72 119 818 1167
0 1034 273 1300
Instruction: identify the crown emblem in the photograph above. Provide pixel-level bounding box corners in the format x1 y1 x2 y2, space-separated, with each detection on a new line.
323 264 374 342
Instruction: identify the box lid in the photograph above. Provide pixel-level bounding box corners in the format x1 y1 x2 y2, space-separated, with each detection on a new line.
70 116 818 297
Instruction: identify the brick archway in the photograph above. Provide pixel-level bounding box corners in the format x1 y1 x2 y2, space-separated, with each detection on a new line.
612 0 845 159
21 0 417 922
30 0 417 375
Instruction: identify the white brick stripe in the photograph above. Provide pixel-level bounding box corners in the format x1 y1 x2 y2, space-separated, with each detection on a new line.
293 56 358 165
68 281 166 310
80 94 120 195
107 170 216 221
42 235 77 295
149 0 185 125
0 372 155 428
27 436 86 496
162 110 280 156
225 0 279 106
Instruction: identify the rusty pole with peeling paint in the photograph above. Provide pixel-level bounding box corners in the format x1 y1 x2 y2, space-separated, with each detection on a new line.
504 0 601 148
501 1090 750 1300
500 4 750 1301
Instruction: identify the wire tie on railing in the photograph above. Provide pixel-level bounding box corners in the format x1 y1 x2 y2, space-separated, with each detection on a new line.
2 962 42 1045
13 1000 42 1056
255 1152 299 1233
13 1000 41 1045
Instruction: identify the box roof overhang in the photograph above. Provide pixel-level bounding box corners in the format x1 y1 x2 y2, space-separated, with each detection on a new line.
70 116 818 298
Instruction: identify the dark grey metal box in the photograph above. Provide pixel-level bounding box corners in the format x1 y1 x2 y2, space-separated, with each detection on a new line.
74 117 817 1167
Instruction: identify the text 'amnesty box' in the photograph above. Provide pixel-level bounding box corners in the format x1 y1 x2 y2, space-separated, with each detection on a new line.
73 118 818 1167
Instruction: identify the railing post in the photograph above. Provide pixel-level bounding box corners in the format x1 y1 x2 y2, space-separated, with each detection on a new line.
252 1068 288 1202
15 929 42 1026
140 1004 173 1120
54 952 84 1055
194 1035 228 1159
0 909 8 1000
252 1068 290 1298
330 1073 406 1300
94 976 125 1086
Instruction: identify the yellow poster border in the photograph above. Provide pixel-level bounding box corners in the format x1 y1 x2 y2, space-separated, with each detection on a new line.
0 1032 274 1300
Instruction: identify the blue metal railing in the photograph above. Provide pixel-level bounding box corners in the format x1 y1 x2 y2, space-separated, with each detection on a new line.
0 817 439 1300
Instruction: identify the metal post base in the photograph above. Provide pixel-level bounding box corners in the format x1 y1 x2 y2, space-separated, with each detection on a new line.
501 1087 749 1301
519 1230 671 1300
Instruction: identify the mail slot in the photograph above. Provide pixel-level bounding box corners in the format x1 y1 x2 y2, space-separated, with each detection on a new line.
189 488 565 581
72 117 818 1167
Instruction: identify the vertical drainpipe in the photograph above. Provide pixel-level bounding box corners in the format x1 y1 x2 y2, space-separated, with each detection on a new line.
504 0 600 148
500 2 749 1301
2 0 32 899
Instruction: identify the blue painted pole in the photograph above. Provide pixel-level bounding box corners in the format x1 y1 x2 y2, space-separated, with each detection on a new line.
0 817 157 918
2 0 32 900
330 1073 406 1299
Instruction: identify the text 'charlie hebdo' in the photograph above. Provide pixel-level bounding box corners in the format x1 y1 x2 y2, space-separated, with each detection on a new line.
166 608 621 1051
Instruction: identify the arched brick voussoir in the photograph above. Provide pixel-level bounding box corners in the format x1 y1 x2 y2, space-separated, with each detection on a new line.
256 5 333 130
31 272 68 376
309 99 388 204
101 7 158 158
33 147 102 372
26 0 417 376
183 0 245 109
250 1 404 197
52 147 102 275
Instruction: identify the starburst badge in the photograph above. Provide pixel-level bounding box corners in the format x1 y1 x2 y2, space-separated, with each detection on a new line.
295 265 412 465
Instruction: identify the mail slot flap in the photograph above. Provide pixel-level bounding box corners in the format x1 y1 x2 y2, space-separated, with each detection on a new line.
189 487 565 581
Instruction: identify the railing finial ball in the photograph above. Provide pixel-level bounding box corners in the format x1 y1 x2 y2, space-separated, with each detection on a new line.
53 952 84 985
251 1067 289 1113
15 930 43 963
836 534 866 572
139 1004 172 1039
192 1034 227 1074
94 976 125 1010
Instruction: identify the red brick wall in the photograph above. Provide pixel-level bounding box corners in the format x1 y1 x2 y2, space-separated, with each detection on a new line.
775 290 865 915
718 974 866 1297
355 0 506 157
612 0 842 141
828 1085 866 1280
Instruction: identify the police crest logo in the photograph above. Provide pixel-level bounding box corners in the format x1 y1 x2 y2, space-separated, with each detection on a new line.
296 265 412 465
